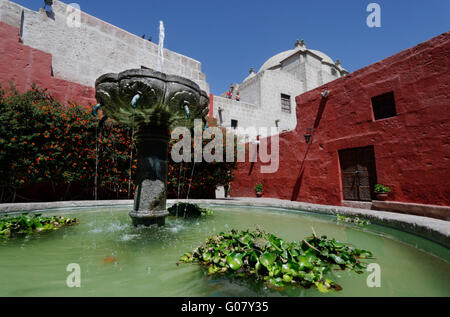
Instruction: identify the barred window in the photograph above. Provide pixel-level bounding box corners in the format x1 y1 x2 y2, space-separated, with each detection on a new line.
281 94 291 113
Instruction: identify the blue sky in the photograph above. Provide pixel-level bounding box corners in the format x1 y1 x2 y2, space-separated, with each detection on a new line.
15 0 450 94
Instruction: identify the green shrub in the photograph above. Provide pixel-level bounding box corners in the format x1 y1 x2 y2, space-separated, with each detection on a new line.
374 184 390 193
254 183 263 193
167 116 236 199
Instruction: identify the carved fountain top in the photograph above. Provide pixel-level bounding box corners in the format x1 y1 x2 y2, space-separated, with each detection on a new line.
95 68 209 129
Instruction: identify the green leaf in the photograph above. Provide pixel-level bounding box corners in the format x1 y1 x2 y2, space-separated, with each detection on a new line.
259 252 277 268
226 253 243 270
298 256 314 270
239 234 252 245
329 253 345 265
202 252 212 262
280 239 289 250
283 274 293 283
315 281 331 293
212 252 221 264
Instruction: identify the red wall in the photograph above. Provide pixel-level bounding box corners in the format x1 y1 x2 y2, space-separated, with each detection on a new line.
231 31 450 207
0 22 96 105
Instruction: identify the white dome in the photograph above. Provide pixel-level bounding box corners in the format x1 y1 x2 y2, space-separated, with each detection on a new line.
308 49 334 64
258 48 297 73
257 43 340 74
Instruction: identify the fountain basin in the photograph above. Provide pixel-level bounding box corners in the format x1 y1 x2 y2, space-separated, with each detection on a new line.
95 68 209 128
0 203 449 296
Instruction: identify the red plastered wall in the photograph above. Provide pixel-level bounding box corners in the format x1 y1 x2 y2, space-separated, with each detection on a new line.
231 31 450 207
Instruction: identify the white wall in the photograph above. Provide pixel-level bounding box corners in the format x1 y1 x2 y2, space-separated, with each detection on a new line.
213 96 260 130
259 70 303 132
239 74 261 106
0 0 209 93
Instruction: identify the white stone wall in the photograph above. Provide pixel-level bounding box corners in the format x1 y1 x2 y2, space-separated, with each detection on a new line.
321 62 340 84
0 0 209 93
280 54 302 80
259 70 302 132
212 96 260 130
238 74 261 106
213 68 302 137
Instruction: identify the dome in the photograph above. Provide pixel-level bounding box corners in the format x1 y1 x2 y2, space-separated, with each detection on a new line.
257 41 341 74
308 49 334 64
258 48 298 73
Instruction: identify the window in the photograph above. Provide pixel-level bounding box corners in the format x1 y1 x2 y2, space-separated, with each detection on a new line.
281 94 291 113
231 119 238 129
371 91 397 120
331 68 338 76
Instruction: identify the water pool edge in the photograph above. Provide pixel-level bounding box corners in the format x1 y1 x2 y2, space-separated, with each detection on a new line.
1 198 449 249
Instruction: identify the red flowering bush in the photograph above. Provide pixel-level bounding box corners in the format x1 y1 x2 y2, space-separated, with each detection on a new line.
168 117 237 199
0 85 235 202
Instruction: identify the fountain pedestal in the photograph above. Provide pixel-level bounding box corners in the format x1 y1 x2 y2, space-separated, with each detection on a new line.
130 125 169 227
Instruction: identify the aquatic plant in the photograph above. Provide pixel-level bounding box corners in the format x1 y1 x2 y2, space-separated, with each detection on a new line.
168 203 213 218
337 214 371 226
179 228 373 292
0 213 77 237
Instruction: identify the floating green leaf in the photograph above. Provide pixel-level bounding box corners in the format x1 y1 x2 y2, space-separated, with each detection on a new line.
259 252 277 268
329 254 345 265
226 253 244 270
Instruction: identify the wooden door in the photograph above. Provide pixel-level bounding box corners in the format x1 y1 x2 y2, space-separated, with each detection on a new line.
339 146 377 201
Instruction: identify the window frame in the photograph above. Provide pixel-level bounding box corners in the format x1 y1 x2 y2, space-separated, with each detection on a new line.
281 93 291 113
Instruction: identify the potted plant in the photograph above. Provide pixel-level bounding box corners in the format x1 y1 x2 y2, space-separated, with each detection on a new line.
374 184 390 201
254 183 263 198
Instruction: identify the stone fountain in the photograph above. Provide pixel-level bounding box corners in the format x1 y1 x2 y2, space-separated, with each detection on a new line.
95 68 208 227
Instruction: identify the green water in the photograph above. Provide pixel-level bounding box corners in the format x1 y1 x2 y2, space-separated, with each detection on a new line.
0 205 449 297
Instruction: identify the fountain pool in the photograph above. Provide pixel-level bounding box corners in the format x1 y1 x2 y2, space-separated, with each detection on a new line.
0 205 449 297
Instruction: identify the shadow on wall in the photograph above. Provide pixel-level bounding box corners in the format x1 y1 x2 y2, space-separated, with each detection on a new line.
290 95 329 201
242 92 330 201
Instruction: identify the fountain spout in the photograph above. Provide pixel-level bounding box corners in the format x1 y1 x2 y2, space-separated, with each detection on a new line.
184 103 190 119
131 94 141 109
92 103 102 117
